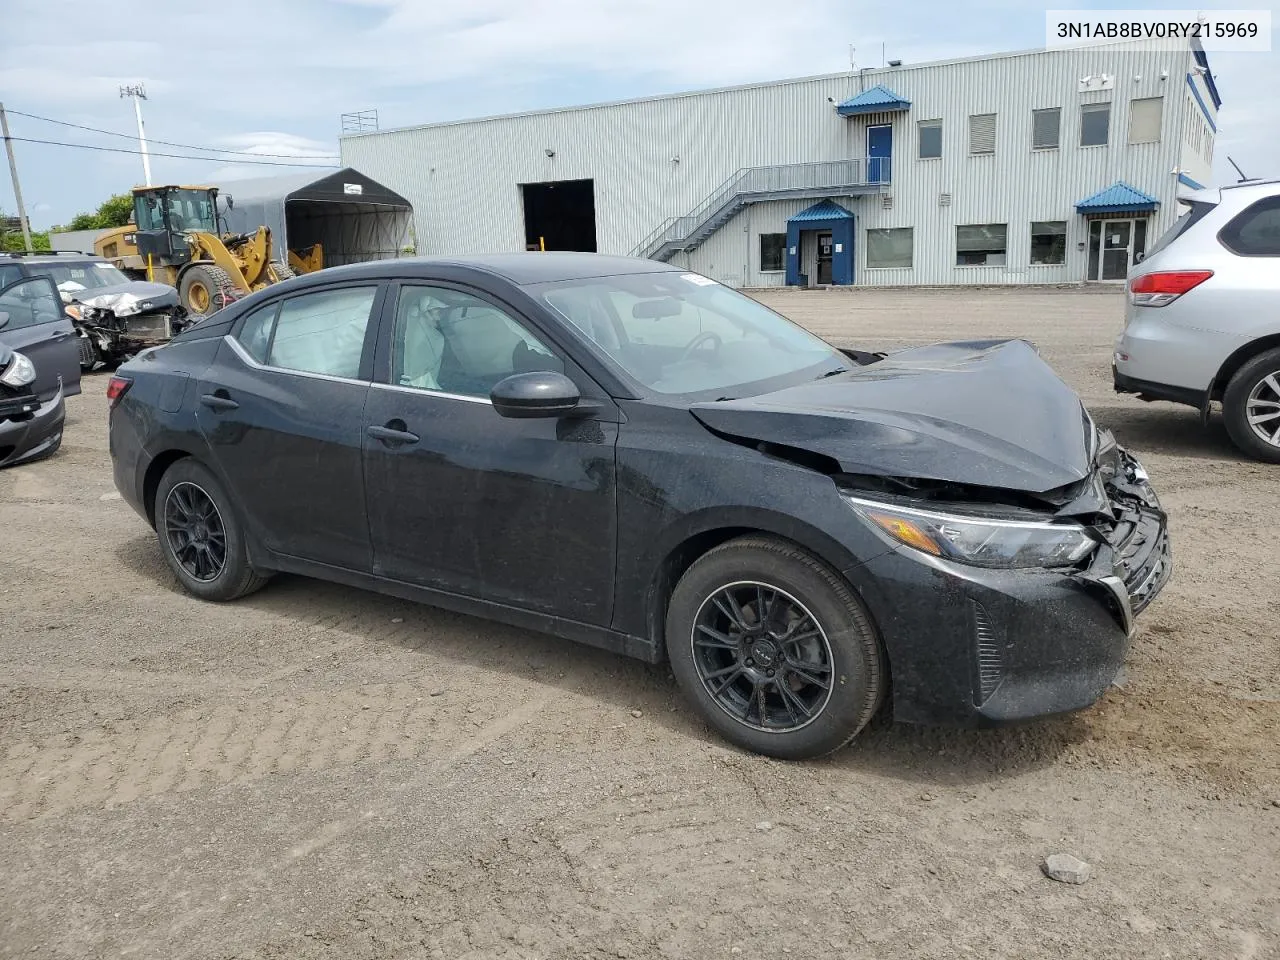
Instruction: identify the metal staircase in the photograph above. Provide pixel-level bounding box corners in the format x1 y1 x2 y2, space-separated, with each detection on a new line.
629 158 886 261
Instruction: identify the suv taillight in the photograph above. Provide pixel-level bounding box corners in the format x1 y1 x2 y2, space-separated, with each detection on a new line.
106 376 133 410
1129 270 1214 307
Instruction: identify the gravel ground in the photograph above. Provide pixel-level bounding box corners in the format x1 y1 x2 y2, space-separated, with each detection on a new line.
1 286 1277 960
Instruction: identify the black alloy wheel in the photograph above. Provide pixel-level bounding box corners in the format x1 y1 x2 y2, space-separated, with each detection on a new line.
666 535 885 759
691 581 834 732
163 481 227 582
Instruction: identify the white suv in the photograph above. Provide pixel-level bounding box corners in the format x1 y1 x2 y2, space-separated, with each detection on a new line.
1114 179 1280 462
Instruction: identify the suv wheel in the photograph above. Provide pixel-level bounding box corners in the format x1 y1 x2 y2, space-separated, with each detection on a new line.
1223 347 1280 463
665 535 886 760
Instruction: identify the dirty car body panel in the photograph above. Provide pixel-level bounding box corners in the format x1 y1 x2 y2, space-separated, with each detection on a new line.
0 274 81 468
110 253 1171 731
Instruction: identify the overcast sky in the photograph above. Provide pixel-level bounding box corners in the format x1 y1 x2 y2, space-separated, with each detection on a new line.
2 0 1277 229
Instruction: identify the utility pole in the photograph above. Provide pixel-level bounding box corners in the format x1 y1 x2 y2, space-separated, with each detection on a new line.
120 83 152 186
0 102 34 251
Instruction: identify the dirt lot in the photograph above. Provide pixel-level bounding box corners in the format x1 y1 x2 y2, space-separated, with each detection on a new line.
1 286 1277 960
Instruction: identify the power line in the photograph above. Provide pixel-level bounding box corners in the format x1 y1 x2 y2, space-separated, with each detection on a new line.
7 136 341 168
7 109 341 160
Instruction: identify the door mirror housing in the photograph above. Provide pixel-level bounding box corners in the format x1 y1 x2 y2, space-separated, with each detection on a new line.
0 312 9 330
491 371 582 418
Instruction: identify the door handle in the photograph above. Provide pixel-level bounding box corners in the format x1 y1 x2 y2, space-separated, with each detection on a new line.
199 393 239 412
367 423 420 445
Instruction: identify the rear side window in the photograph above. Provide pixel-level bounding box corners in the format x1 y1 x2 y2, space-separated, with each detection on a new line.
267 286 377 379
1218 196 1280 256
234 302 279 363
1145 200 1216 258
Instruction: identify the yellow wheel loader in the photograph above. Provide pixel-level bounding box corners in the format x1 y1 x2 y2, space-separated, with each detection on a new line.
94 185 296 317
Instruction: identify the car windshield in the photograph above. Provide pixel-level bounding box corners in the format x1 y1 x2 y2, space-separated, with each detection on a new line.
533 271 845 396
33 262 131 295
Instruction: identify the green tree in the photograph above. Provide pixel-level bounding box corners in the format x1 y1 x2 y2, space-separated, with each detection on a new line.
59 193 135 232
96 193 134 228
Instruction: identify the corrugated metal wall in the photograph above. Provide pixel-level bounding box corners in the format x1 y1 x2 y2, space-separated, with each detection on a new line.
341 42 1204 286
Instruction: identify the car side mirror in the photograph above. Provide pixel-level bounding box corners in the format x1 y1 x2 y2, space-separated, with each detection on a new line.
491 371 582 418
0 312 9 330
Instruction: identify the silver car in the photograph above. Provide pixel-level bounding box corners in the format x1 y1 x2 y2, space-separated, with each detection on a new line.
1114 179 1280 462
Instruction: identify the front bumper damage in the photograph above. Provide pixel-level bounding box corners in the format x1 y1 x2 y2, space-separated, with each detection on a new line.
845 437 1171 727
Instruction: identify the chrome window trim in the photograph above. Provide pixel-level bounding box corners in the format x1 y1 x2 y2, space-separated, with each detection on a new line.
370 381 493 405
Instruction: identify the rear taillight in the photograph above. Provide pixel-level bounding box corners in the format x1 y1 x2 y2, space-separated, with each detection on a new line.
106 376 133 410
1128 270 1214 307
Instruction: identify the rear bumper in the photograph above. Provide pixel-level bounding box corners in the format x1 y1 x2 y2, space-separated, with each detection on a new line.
1113 310 1244 399
0 388 65 468
1112 366 1207 409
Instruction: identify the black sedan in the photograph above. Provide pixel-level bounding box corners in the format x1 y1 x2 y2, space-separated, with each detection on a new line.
108 254 1170 758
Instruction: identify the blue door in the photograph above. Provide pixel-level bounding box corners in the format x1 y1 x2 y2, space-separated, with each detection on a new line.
867 125 892 184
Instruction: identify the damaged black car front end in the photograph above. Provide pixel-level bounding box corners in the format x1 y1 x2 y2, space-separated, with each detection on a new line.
691 339 1171 727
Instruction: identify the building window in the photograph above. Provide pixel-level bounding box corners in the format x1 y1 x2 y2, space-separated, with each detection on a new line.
956 223 1007 266
866 228 913 268
759 233 786 272
1032 108 1060 150
918 121 942 159
1080 102 1110 146
1030 221 1067 265
969 113 996 155
1128 97 1163 143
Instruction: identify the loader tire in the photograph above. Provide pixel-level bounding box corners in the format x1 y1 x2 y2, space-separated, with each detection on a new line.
269 260 296 282
180 265 239 317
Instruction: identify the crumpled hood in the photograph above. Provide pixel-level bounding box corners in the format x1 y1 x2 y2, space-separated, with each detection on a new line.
691 339 1092 494
72 281 180 316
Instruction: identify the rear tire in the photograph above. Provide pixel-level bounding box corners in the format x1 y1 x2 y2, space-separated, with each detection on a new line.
269 260 296 282
154 459 270 601
179 265 239 317
665 535 886 759
1222 347 1280 463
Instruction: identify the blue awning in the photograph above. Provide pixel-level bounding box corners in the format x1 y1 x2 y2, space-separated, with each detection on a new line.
789 200 854 222
836 84 910 117
1075 181 1159 215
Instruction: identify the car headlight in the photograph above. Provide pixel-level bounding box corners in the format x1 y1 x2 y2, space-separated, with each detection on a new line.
0 350 36 388
843 494 1097 569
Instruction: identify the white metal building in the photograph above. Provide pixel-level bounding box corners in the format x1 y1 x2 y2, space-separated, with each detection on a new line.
340 40 1220 288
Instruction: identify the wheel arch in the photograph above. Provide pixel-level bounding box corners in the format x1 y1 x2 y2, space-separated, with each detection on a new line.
641 509 872 657
1211 333 1280 400
141 448 197 527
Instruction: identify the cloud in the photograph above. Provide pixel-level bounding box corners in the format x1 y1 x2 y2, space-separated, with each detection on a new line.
3 0 1277 227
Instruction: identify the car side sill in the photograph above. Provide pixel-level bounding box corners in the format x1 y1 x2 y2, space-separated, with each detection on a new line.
262 552 663 664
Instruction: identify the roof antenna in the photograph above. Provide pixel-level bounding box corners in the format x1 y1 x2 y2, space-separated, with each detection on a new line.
1226 155 1250 183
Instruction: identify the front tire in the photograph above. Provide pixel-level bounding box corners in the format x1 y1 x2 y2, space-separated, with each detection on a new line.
154 459 270 601
1223 347 1280 463
179 264 239 317
666 536 886 759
